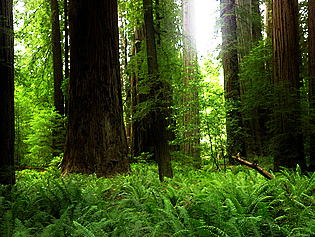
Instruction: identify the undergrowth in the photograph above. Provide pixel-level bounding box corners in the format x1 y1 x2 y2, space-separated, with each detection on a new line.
0 163 314 236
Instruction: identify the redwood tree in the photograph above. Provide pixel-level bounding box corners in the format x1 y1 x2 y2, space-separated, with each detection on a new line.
62 0 130 177
143 0 173 181
308 0 315 171
183 0 200 167
50 0 64 115
221 0 244 161
0 0 15 185
64 0 69 116
272 0 307 171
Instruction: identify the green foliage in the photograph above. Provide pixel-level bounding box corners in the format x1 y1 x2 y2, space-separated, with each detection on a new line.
0 164 313 236
14 0 67 167
15 86 66 166
199 56 226 161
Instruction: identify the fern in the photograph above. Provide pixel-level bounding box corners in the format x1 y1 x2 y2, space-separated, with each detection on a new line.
73 221 95 237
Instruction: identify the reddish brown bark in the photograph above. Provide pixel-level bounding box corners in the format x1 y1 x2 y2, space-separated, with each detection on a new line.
272 0 307 171
62 0 130 177
221 0 244 161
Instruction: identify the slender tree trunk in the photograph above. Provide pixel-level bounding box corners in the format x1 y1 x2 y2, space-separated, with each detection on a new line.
62 0 130 177
64 0 69 116
236 0 269 157
221 0 244 161
130 25 155 160
143 0 173 181
308 0 315 171
51 0 64 115
51 0 65 158
120 17 131 150
183 0 201 167
0 0 15 185
265 0 272 39
272 0 307 172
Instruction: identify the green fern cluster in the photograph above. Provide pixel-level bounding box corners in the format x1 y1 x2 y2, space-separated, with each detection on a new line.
0 164 314 236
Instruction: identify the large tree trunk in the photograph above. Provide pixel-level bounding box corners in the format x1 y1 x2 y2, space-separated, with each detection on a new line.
221 0 244 161
272 0 307 172
62 0 130 177
0 0 15 185
308 0 315 172
51 0 64 115
183 0 200 167
143 0 173 181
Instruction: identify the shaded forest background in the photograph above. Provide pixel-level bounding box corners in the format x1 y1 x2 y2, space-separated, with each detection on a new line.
0 1 314 236
1 0 315 183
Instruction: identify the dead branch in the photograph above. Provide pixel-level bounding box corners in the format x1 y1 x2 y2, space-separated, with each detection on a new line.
232 153 274 180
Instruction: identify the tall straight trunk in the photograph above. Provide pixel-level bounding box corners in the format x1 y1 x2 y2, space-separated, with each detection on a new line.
221 0 244 161
62 0 130 177
51 0 65 158
51 0 64 115
130 25 155 160
236 0 268 157
308 0 315 171
265 0 272 39
183 0 200 167
0 0 15 185
64 0 69 116
272 0 307 171
143 0 173 181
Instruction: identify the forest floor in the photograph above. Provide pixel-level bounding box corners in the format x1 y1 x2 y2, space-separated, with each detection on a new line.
0 162 314 236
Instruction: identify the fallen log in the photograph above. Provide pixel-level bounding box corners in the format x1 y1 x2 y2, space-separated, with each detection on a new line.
232 153 274 180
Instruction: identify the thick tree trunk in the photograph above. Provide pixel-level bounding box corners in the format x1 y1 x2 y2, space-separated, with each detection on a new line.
272 0 307 172
143 0 173 181
0 0 15 185
51 0 64 115
62 0 130 177
221 0 244 161
183 0 201 167
308 0 315 172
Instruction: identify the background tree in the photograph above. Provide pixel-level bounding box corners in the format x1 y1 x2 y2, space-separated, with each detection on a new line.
62 0 130 177
182 0 201 167
236 0 271 157
220 0 244 161
143 0 173 181
0 0 15 185
50 0 65 158
272 0 307 171
64 0 69 116
308 0 315 171
14 0 66 167
50 0 64 115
